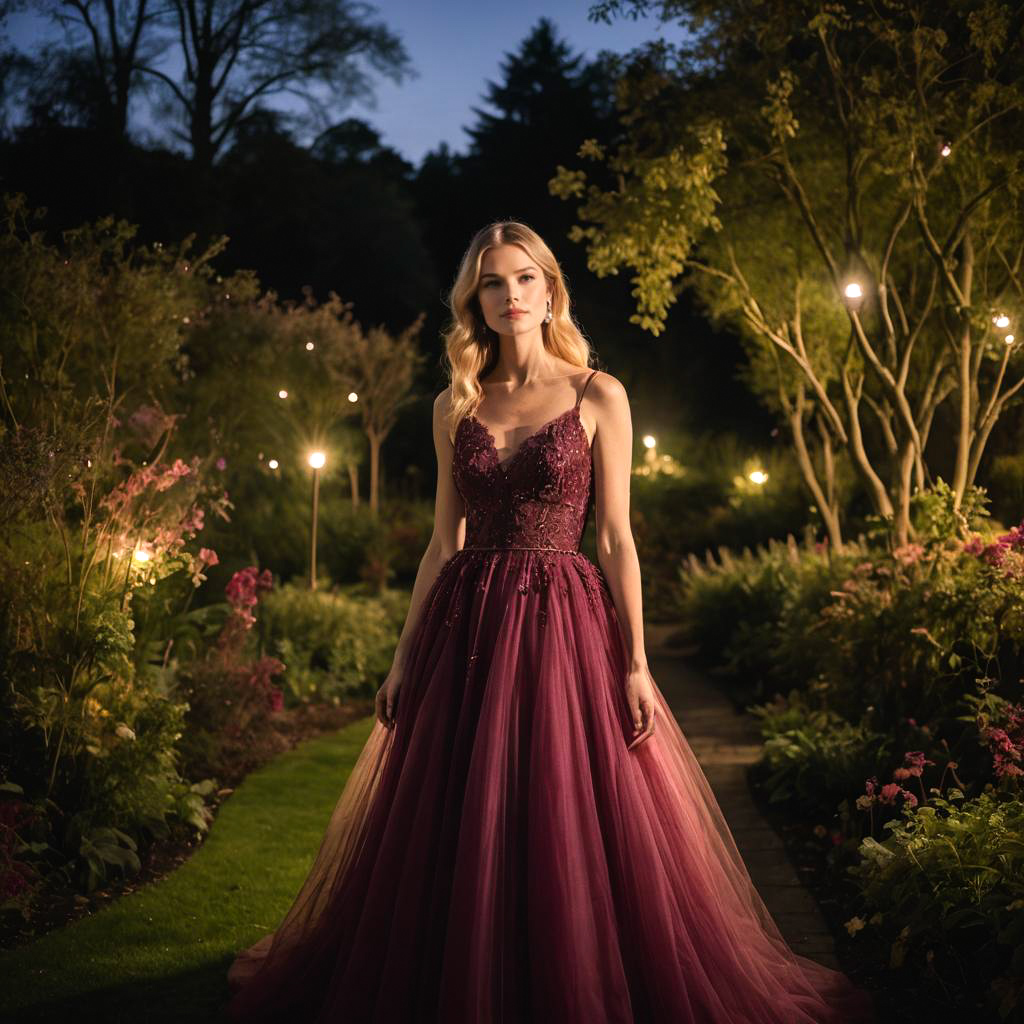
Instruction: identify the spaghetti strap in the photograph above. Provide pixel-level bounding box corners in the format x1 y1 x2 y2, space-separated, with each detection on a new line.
576 369 598 407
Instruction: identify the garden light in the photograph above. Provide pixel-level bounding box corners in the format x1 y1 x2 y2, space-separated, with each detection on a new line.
308 451 327 589
133 548 151 563
306 342 315 350
994 314 1010 328
940 142 951 157
1006 335 1015 345
278 389 289 399
842 280 864 313
268 459 279 469
347 391 358 403
748 470 769 485
642 435 656 449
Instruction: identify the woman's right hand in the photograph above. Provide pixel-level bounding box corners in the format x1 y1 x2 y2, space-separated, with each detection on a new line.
375 663 404 730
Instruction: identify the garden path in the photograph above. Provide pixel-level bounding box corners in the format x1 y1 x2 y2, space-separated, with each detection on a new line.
645 621 844 971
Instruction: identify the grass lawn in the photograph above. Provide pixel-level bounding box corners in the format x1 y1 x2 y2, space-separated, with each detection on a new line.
0 714 377 1024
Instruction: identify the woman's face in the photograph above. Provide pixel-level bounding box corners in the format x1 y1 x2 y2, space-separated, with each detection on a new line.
476 244 551 335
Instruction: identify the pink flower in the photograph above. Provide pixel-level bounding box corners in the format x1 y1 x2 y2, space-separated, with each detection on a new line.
199 547 219 566
216 457 227 471
864 776 878 796
224 567 275 628
181 505 205 534
985 727 1016 755
155 458 192 492
892 543 925 565
877 782 917 806
962 536 985 556
997 521 1024 550
899 750 935 778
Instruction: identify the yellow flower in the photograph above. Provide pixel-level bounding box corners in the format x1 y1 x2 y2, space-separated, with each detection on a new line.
844 916 866 936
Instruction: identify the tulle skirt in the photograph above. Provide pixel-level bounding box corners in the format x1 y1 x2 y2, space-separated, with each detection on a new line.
226 549 876 1023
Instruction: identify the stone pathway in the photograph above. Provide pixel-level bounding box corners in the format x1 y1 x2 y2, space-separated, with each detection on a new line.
645 621 843 971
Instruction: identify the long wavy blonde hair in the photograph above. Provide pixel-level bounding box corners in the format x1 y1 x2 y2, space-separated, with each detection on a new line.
441 220 594 444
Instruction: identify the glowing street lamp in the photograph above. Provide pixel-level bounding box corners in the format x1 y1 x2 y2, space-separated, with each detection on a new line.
308 451 327 590
642 433 657 469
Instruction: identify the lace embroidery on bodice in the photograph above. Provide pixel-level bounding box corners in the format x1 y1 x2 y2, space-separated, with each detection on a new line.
452 370 597 554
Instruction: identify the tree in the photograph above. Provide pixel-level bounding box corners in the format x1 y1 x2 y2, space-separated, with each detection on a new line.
554 0 1024 546
31 0 414 167
324 313 427 517
26 0 169 147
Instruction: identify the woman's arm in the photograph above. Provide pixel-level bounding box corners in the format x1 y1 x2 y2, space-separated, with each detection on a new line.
589 372 647 671
391 387 466 671
588 372 656 747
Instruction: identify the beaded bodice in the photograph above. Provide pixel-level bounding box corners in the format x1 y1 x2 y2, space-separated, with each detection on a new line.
453 373 596 552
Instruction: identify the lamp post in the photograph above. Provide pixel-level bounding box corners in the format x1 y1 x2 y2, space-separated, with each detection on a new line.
308 450 326 590
642 434 657 471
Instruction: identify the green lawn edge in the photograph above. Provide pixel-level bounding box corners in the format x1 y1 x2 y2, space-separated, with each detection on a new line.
0 713 377 1024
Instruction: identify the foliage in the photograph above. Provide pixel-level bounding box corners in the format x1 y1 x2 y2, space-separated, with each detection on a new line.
629 429 820 619
680 486 1024 1013
751 686 890 809
0 193 235 897
557 0 1024 545
847 789 1024 1020
256 581 401 705
677 531 860 698
174 567 286 781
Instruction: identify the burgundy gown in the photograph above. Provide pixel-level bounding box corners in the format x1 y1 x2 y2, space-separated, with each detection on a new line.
226 369 876 1023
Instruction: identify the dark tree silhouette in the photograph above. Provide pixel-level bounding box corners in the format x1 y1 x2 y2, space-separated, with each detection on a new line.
28 0 414 167
18 0 165 148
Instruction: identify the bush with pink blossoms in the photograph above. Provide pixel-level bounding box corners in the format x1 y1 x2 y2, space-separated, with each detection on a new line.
174 567 286 779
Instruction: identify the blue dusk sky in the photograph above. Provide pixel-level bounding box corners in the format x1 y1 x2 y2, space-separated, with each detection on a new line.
4 0 691 166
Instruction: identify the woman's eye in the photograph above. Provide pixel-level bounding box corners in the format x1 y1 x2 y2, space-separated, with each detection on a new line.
482 275 534 287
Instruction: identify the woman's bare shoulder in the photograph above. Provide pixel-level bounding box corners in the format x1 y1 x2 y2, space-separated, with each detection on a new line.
585 369 628 405
434 386 455 415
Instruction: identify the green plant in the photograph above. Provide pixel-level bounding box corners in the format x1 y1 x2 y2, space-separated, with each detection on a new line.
750 687 890 809
257 581 400 704
847 789 1024 1020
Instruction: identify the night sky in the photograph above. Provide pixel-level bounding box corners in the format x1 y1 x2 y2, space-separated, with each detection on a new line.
5 1 691 166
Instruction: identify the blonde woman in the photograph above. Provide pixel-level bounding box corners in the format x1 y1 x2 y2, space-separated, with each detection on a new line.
227 221 875 1023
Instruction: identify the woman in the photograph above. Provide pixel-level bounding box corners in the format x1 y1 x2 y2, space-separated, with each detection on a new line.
226 221 876 1022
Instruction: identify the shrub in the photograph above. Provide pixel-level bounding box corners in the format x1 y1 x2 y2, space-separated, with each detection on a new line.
256 581 401 704
847 788 1024 1020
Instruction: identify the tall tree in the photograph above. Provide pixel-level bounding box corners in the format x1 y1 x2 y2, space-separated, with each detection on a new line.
554 0 1024 545
149 0 412 167
32 0 413 167
26 0 166 147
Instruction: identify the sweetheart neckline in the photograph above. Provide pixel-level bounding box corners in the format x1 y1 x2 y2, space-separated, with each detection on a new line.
467 405 591 475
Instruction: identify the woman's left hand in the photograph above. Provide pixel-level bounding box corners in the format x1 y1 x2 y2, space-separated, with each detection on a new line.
625 664 657 750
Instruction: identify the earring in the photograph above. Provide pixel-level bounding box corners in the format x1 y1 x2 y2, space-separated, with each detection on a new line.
543 298 553 324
